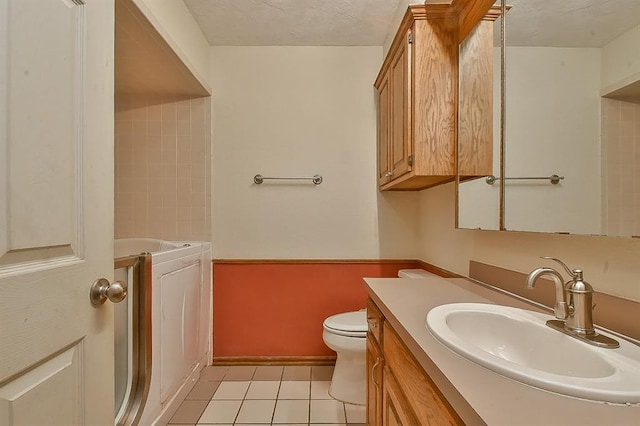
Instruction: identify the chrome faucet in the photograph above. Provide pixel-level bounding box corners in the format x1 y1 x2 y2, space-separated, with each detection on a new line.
526 257 619 348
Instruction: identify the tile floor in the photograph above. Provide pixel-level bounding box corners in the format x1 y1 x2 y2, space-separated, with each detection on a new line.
165 365 366 426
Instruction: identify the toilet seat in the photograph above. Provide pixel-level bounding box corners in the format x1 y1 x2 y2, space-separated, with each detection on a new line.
323 311 367 338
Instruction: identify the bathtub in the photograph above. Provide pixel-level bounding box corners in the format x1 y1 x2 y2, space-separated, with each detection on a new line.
114 238 212 426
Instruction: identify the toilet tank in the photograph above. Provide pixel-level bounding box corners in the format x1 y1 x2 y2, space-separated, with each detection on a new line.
397 269 438 278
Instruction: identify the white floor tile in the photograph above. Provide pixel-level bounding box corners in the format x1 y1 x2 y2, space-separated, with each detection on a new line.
278 381 310 399
310 399 346 423
272 399 310 423
245 381 281 399
198 400 242 423
310 380 332 399
235 399 276 423
345 402 366 423
211 381 250 400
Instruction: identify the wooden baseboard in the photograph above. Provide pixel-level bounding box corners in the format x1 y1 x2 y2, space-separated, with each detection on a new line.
212 355 336 366
213 259 417 264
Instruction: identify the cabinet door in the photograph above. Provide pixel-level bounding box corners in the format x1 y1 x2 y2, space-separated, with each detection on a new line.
382 366 418 426
366 338 384 426
384 323 462 425
389 28 412 180
377 70 391 185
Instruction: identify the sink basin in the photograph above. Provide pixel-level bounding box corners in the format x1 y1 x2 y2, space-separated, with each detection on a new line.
426 303 640 403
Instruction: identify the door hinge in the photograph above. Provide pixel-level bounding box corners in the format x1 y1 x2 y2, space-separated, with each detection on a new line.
408 155 414 166
408 33 413 44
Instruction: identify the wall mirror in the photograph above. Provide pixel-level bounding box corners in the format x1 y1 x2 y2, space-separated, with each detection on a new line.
457 0 640 237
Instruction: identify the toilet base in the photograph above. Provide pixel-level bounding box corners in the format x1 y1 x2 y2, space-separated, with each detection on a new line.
328 350 366 405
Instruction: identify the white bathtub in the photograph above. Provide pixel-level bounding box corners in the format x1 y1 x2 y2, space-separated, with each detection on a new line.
114 238 212 426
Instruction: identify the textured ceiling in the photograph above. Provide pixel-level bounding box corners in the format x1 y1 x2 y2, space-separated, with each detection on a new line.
184 0 640 48
184 0 405 46
500 0 640 47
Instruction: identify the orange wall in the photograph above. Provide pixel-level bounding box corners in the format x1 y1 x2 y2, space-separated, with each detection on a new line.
212 261 417 358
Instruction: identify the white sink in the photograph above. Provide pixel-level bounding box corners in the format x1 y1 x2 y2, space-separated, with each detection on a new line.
426 303 640 403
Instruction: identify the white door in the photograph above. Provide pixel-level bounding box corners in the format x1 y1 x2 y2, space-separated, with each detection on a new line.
0 0 115 425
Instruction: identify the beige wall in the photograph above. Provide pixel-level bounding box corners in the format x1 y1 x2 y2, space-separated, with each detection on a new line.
210 46 419 259
601 23 640 91
418 183 640 302
132 0 211 91
115 94 211 241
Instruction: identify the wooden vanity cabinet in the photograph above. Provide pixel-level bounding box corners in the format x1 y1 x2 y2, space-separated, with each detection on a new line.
375 4 497 191
382 365 418 425
367 297 463 426
366 299 384 425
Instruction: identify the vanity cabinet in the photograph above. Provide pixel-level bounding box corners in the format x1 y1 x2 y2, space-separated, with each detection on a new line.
375 4 496 191
366 299 384 425
367 297 462 425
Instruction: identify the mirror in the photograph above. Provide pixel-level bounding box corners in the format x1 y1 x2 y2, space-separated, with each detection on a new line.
457 0 640 237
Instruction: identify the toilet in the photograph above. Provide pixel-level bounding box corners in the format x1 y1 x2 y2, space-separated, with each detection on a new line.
322 269 436 405
397 268 438 279
322 309 368 405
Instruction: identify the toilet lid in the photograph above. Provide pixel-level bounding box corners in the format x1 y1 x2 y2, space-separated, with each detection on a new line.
323 310 368 334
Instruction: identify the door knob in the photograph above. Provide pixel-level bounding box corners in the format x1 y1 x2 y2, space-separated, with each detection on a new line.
90 278 128 306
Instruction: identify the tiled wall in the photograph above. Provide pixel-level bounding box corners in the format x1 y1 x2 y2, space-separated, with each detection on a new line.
115 94 211 241
601 97 640 237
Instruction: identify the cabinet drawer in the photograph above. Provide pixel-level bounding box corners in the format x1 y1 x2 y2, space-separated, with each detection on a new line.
383 322 462 425
367 298 384 345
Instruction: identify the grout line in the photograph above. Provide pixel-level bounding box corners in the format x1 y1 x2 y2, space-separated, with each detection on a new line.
270 380 282 424
308 392 312 425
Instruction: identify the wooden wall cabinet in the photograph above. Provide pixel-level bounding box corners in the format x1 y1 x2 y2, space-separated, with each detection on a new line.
367 298 463 425
375 4 496 191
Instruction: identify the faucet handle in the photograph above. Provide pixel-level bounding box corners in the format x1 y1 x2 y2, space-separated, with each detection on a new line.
541 256 580 279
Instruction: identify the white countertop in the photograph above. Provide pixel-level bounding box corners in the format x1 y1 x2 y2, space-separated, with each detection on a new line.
365 276 640 426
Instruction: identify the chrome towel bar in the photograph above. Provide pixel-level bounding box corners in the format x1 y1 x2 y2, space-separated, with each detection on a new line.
254 174 323 185
485 174 564 185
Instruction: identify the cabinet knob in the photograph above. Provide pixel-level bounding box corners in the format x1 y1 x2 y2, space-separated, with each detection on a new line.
385 172 393 178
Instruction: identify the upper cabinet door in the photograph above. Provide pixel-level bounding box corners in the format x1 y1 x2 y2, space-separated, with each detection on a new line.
0 1 115 424
377 71 391 185
389 29 412 180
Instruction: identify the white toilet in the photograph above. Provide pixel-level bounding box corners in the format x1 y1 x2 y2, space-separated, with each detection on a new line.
322 269 436 405
397 268 437 279
322 310 368 405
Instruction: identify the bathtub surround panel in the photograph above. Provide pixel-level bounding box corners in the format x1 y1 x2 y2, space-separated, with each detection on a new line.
601 97 640 237
212 261 417 359
115 94 211 241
